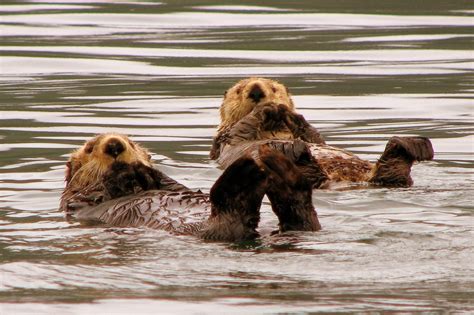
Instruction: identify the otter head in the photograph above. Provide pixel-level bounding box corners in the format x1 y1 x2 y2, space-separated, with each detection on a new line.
65 133 152 190
218 77 295 131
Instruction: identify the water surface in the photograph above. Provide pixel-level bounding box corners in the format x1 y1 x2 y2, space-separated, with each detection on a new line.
0 0 473 313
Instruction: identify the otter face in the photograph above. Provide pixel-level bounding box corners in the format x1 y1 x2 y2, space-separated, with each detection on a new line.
219 77 295 131
65 133 151 189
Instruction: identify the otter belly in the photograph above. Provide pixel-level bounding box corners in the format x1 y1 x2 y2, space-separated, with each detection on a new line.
259 130 294 140
217 140 374 188
73 190 210 235
307 143 373 184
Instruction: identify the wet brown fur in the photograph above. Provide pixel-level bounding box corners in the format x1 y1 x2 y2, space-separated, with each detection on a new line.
60 133 152 212
211 78 325 160
260 145 321 232
61 133 321 241
211 77 434 188
218 77 295 133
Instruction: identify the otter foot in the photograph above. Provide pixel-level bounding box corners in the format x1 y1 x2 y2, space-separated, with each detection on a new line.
369 136 434 187
201 156 268 242
259 146 322 233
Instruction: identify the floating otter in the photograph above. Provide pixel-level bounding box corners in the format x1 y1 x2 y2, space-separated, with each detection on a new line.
211 77 434 188
61 133 321 242
61 133 185 211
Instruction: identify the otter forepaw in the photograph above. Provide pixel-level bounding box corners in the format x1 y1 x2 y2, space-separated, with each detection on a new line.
64 190 104 215
103 161 160 199
284 112 313 136
282 110 326 144
130 162 162 190
258 102 289 131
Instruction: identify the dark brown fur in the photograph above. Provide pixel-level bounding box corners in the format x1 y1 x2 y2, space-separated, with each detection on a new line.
369 136 434 187
260 145 321 232
212 101 434 188
62 134 322 241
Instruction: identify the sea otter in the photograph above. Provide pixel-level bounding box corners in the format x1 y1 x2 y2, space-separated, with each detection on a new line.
61 133 321 242
210 77 434 188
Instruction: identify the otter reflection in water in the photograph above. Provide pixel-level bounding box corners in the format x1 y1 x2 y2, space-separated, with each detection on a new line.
60 133 321 242
211 77 434 188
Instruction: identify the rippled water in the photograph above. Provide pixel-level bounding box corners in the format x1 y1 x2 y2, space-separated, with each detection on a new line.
1 1 473 313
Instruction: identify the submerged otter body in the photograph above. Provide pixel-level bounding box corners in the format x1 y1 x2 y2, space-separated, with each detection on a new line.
211 78 434 188
61 133 321 241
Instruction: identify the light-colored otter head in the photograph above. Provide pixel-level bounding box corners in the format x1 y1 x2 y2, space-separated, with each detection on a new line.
65 133 151 190
218 77 295 131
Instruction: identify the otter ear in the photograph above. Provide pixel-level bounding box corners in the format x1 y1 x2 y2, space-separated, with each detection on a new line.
285 87 295 109
84 135 101 153
127 139 136 149
223 90 228 98
65 161 73 183
84 141 95 154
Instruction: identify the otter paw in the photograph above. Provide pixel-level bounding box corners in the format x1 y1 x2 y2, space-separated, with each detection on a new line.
130 162 162 190
258 102 289 131
103 161 160 199
283 111 309 134
281 111 326 144
64 190 104 215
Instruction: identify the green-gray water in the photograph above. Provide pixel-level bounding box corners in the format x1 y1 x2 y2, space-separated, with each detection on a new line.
1 1 473 313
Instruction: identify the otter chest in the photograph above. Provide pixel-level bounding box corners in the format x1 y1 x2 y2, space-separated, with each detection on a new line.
75 190 211 234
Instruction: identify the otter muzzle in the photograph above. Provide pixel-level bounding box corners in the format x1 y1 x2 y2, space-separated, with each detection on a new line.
104 139 125 158
248 84 265 103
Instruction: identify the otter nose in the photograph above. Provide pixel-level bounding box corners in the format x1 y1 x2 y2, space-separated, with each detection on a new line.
248 84 265 103
104 138 125 159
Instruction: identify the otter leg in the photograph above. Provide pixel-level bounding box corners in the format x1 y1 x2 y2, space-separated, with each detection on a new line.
228 114 262 144
210 112 262 160
210 129 230 160
220 103 289 147
210 103 284 160
61 185 105 216
259 145 322 233
369 136 434 187
200 156 268 242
